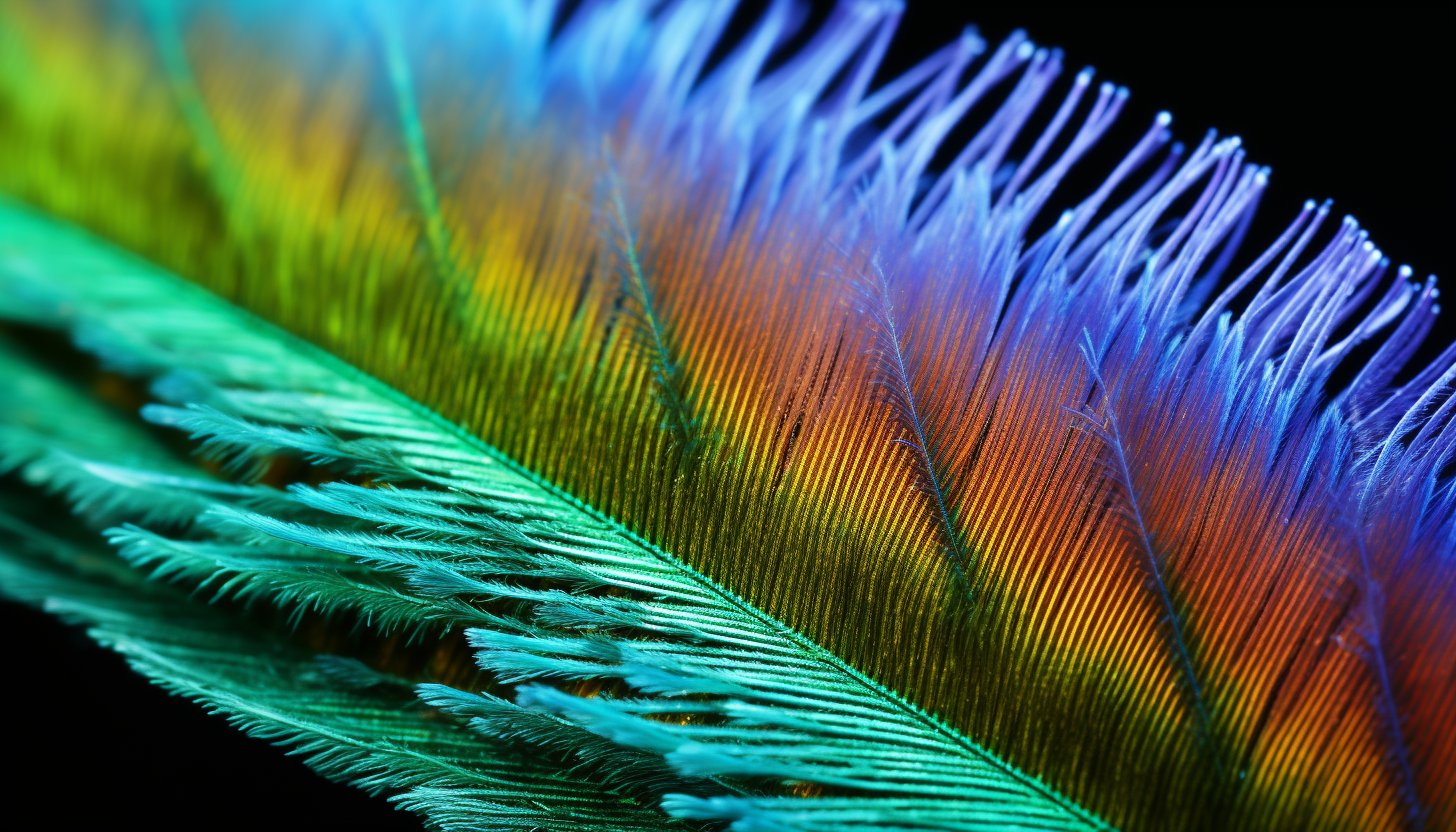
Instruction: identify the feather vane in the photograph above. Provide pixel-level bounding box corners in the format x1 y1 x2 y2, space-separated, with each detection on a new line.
0 1 1452 829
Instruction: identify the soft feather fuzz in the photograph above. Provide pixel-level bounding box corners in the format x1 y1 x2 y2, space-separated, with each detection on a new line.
0 2 1451 830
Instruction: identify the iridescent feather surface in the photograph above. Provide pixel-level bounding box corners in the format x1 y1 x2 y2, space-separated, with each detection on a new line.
0 1 1451 830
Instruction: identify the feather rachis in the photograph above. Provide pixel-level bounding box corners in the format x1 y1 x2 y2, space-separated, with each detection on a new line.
1075 331 1224 780
599 148 708 471
371 2 463 297
852 247 976 600
1346 532 1427 830
141 0 243 219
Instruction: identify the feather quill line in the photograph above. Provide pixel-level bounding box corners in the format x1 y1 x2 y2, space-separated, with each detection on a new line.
602 154 705 468
1347 533 1426 830
1075 330 1221 775
861 254 975 599
141 0 245 217
373 1 463 287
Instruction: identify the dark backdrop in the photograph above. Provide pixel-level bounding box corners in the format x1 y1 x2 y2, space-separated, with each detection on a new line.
3 5 1450 830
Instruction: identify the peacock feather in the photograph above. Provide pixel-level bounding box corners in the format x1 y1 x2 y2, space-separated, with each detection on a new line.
0 2 1451 829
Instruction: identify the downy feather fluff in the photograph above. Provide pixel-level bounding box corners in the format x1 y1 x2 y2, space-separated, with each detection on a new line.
0 1 1452 830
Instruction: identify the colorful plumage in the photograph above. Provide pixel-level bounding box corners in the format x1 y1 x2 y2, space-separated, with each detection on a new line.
0 2 1451 830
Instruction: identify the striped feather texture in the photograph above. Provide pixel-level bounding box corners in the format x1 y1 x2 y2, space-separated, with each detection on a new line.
0 1 1451 830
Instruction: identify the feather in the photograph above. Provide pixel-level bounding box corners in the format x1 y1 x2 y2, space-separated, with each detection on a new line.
0 2 1451 830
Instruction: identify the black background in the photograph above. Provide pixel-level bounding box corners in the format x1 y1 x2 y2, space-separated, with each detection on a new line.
3 5 1451 830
